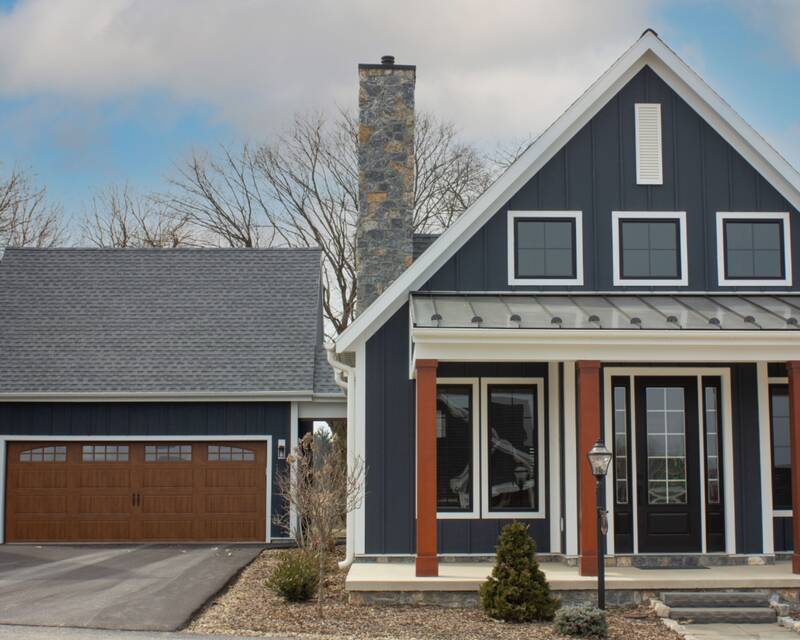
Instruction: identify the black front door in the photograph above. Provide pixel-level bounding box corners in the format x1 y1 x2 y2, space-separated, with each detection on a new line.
635 377 702 553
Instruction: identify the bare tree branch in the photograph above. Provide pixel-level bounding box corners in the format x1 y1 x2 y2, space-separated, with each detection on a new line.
0 168 65 248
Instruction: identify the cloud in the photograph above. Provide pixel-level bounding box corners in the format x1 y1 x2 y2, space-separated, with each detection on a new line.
0 0 655 142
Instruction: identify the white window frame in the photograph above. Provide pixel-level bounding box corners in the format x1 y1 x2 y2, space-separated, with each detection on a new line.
480 377 546 519
507 211 584 286
612 211 689 287
436 378 481 519
716 211 792 287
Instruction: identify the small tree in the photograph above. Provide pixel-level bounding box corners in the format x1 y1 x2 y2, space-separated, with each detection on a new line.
275 430 365 616
480 522 559 622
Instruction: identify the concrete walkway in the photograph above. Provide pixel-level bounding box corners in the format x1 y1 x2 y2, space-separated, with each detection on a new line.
671 622 797 639
0 626 290 640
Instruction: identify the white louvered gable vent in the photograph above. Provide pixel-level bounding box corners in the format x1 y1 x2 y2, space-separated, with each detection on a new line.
635 103 663 185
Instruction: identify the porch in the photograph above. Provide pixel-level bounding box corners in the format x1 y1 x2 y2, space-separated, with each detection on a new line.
406 293 800 579
347 560 800 606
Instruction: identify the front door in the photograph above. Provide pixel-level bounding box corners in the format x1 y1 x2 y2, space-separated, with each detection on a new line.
635 377 702 553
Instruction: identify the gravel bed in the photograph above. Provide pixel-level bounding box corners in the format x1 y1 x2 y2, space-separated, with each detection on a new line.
188 549 680 640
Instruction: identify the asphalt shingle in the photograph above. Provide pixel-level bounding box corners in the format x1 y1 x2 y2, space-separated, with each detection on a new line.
0 247 340 395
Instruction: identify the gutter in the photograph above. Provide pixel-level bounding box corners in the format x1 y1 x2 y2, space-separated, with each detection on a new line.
326 344 357 570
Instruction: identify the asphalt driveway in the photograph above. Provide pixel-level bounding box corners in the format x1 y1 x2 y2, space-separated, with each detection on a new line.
0 544 263 631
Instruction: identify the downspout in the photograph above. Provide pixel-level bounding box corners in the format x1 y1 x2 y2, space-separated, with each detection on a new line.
326 344 357 569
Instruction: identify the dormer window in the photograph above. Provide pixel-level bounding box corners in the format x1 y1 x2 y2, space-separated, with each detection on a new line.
507 211 583 286
612 211 688 287
716 212 792 286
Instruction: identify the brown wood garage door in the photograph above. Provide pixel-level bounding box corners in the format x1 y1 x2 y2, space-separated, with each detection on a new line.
5 442 267 543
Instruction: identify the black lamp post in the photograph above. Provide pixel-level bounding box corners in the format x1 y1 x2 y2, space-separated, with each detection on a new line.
587 440 613 610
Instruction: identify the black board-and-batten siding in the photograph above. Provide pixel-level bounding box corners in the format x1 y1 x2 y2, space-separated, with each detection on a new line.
423 65 799 293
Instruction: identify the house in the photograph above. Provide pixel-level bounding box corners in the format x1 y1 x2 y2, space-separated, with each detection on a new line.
0 247 344 543
330 29 800 591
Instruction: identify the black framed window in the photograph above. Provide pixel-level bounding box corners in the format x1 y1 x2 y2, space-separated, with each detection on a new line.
514 218 576 279
723 219 785 280
703 383 721 505
619 218 681 280
613 385 630 504
436 384 474 512
486 384 537 512
770 384 792 511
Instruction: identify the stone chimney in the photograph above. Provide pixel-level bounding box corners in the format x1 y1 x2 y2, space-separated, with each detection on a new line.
355 55 415 314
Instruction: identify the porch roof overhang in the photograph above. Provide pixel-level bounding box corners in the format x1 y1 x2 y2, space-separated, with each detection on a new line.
410 293 800 366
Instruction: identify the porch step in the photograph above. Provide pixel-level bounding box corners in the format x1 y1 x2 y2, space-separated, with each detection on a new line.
667 606 776 624
661 591 770 608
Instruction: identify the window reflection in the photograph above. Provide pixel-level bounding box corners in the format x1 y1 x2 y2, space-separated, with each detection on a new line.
436 385 473 512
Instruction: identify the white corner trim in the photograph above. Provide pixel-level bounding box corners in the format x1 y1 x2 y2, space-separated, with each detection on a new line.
757 362 775 554
335 31 800 355
506 211 584 286
548 362 562 553
289 402 299 538
0 435 273 544
635 103 664 185
479 378 546 520
435 378 481 519
611 211 689 287
715 212 793 287
354 342 367 555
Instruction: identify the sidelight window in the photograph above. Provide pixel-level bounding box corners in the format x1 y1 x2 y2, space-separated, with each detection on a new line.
436 382 478 515
613 385 630 504
703 385 721 504
770 384 791 511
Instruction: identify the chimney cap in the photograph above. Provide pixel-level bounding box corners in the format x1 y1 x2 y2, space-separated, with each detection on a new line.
381 55 395 66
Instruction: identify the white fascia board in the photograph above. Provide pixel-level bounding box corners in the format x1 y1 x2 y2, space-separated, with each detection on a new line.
0 391 316 403
298 400 347 419
411 327 800 364
335 32 800 355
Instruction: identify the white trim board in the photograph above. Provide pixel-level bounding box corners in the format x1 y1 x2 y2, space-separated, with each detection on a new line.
506 211 584 286
715 212 793 287
0 434 274 545
611 211 688 287
0 391 325 403
335 30 800 354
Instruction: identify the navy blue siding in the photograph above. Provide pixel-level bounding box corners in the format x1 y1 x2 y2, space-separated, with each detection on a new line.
0 401 291 539
423 66 799 293
365 309 551 555
775 517 793 552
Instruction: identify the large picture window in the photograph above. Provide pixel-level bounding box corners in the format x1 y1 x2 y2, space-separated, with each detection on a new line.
481 380 544 517
612 212 688 286
436 382 477 515
507 211 583 286
770 384 792 512
716 213 792 286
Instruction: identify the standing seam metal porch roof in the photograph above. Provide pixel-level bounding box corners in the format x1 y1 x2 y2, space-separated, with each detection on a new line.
0 248 341 396
411 293 800 331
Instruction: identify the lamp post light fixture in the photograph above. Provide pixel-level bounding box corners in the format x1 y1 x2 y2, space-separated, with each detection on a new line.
587 440 613 610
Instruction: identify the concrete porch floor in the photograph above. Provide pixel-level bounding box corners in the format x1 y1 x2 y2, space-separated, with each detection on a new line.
347 560 800 593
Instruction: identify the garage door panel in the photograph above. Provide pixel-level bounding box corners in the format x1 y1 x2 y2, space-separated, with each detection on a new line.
78 495 130 515
6 441 268 543
78 468 132 489
141 495 194 514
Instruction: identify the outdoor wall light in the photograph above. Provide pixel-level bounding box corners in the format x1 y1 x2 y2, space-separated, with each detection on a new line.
586 440 612 610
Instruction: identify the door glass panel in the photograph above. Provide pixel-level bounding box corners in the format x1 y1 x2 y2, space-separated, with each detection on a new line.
613 386 629 504
646 386 687 505
704 386 721 504
487 384 537 512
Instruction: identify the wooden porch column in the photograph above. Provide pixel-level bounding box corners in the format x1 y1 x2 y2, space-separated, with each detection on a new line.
577 360 601 576
416 359 439 577
788 362 800 573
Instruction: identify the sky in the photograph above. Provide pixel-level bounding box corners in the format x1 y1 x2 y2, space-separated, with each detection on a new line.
0 0 797 230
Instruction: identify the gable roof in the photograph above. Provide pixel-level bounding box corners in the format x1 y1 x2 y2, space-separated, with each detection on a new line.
335 30 800 353
0 247 341 399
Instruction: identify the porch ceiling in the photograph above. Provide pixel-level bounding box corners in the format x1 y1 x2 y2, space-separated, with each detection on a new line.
411 293 800 332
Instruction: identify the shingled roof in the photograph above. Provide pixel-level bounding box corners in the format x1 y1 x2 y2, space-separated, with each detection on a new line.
0 248 340 397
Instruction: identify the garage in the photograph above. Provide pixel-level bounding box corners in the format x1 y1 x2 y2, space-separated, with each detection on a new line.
5 441 269 543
